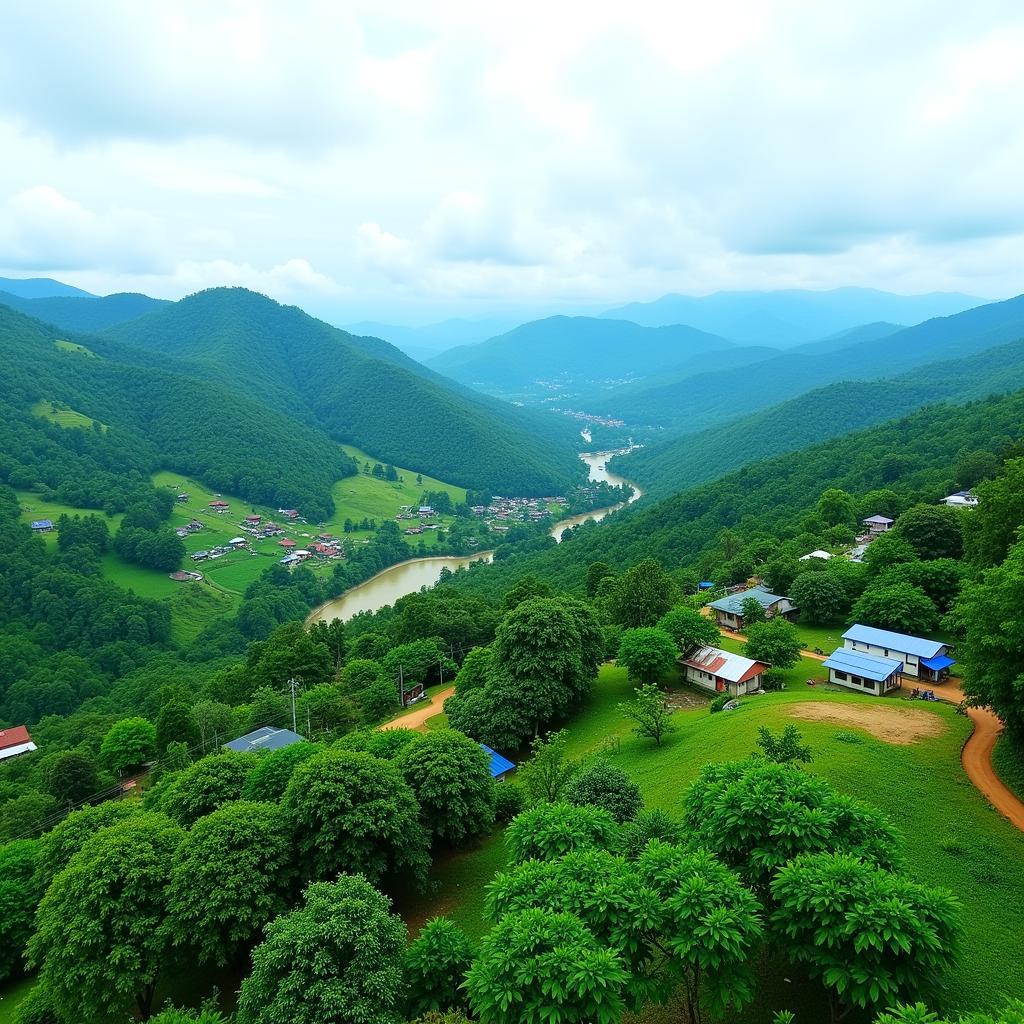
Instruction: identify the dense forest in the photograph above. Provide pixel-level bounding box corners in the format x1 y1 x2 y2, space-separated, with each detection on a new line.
0 290 168 332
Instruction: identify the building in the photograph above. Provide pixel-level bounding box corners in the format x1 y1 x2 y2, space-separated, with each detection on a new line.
228 537 247 548
799 549 833 561
822 648 903 695
707 586 796 630
842 624 955 681
0 726 37 762
942 491 979 508
863 514 894 534
680 645 770 696
209 500 229 511
223 726 305 754
30 519 53 533
279 538 296 549
480 743 516 779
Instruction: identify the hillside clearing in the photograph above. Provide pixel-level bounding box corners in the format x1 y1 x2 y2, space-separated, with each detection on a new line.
786 699 947 744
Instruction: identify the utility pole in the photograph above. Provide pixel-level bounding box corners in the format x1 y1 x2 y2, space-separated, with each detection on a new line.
288 677 298 733
399 665 405 707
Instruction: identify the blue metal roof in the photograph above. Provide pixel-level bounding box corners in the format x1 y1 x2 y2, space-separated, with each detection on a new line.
708 586 788 615
843 624 946 658
480 743 515 778
823 648 904 682
921 654 955 672
224 726 306 753
30 519 53 529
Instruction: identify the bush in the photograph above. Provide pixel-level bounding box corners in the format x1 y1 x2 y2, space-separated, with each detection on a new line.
835 730 863 744
562 760 642 823
709 694 731 714
493 783 525 822
761 668 785 691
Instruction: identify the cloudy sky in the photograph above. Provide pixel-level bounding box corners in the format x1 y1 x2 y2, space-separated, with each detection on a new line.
1 1 1022 323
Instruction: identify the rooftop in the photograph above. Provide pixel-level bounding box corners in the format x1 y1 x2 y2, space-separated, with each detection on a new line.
823 647 904 682
708 586 789 615
843 623 947 658
223 726 306 754
480 743 516 778
681 645 769 683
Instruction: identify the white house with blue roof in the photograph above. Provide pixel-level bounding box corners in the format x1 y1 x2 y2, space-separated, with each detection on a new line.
822 648 903 695
842 624 954 681
707 585 796 630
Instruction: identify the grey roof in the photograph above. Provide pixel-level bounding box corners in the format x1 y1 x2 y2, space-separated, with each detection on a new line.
223 726 306 753
863 515 894 524
824 647 903 682
708 586 789 615
843 624 946 658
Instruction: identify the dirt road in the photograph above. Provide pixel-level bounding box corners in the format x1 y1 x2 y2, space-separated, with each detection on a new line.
379 686 455 732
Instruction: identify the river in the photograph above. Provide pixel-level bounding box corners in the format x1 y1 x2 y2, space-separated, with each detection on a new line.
310 450 641 623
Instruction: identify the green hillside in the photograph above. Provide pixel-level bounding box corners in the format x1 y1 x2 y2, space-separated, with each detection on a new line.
0 290 168 332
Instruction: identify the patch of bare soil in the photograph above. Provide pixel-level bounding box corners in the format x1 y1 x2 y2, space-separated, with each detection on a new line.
787 701 946 745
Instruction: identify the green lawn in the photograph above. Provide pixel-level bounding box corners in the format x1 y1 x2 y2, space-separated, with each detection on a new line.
0 976 33 1024
30 399 104 431
53 338 96 357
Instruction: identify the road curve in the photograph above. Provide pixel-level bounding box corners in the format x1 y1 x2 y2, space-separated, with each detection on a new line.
379 686 455 732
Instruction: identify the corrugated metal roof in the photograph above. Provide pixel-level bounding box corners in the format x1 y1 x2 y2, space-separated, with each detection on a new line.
224 727 306 753
682 645 769 683
708 586 789 615
480 743 515 778
843 624 946 658
921 654 955 671
863 515 894 524
823 648 903 682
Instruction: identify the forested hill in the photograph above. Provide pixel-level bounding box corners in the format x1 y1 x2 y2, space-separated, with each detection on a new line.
102 288 581 496
0 304 354 519
620 335 1024 500
0 290 168 332
447 388 1024 598
427 315 736 388
592 292 1024 431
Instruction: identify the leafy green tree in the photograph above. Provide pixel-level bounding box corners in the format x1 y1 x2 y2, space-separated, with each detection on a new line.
621 809 684 859
756 724 812 764
27 812 185 1023
586 561 613 598
859 489 903 521
405 917 474 1017
505 801 620 863
894 505 964 561
788 572 847 624
619 683 677 747
236 874 407 1024
762 555 804 597
396 730 496 844
499 575 553 614
335 728 419 760
383 637 458 690
616 627 679 685
656 605 720 651
308 617 347 671
246 620 334 691
683 759 900 891
741 597 767 625
852 582 938 634
966 458 1024 566
99 717 156 776
44 751 98 806
167 801 293 965
607 557 677 627
563 760 642 823
155 700 199 759
817 488 858 527
153 751 259 825
875 1000 1024 1024
466 908 627 1024
743 617 802 669
0 792 58 843
864 531 919 573
0 839 41 982
772 853 960 1022
341 657 386 692
296 684 353 737
147 1004 230 1024
245 686 290 732
241 741 322 802
34 801 138 891
283 748 429 885
880 558 965 613
453 646 493 694
517 729 576 804
559 596 608 676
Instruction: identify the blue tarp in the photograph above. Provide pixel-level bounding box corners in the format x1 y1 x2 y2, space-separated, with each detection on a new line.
921 654 955 672
480 743 515 778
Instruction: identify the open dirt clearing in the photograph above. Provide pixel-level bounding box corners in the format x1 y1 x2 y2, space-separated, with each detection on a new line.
787 701 946 745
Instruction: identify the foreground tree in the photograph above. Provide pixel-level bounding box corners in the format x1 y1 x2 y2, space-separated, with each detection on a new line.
656 605 720 651
517 729 576 804
563 759 643 823
0 839 41 983
34 801 138 891
772 853 961 1023
153 751 259 825
405 917 474 1017
241 741 322 802
27 813 184 1023
742 618 803 669
504 802 620 863
619 683 677 746
607 558 677 627
44 751 99 806
966 457 1024 566
617 627 679 685
787 572 848 624
236 874 407 1024
99 716 156 776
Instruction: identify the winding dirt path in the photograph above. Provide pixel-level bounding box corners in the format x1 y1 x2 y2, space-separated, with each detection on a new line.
379 686 455 732
718 626 1024 831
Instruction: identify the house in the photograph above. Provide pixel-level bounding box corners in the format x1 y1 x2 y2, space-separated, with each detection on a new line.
942 491 979 508
191 550 209 561
209 500 229 510
228 537 247 548
277 508 300 520
822 648 903 695
680 645 770 696
30 519 53 533
176 493 189 503
842 624 955 681
707 586 796 630
224 726 305 754
0 726 37 762
480 743 516 779
418 506 435 517
245 515 262 525
280 554 300 566
799 549 833 561
863 514 894 534
279 538 296 549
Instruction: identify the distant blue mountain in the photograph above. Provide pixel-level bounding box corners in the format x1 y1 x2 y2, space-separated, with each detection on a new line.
0 276 95 299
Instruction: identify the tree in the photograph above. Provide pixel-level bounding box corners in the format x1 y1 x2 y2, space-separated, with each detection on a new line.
683 759 900 892
466 908 627 1024
563 760 642 823
245 686 289 731
155 700 199 759
34 801 138 892
894 505 964 561
405 917 473 1017
241 741 322 802
743 618 802 669
44 751 98 806
453 645 493 694
192 700 236 754
504 802 620 863
27 813 185 1023
236 874 407 1024
296 684 353 737
154 751 259 825
0 839 41 983
396 730 496 845
875 1000 1024 1024
817 488 858 527
756 724 812 764
0 792 58 844
283 748 429 885
308 618 347 671
741 597 767 626
166 801 293 965
616 627 679 685
586 561 613 598
99 717 156 776
852 582 938 634
771 853 960 1023
517 729 575 804
864 531 919 573
880 558 965 613
607 558 677 627
966 458 1024 566
619 683 677 747
499 575 553 614
788 572 847 624
656 605 720 651
341 657 386 692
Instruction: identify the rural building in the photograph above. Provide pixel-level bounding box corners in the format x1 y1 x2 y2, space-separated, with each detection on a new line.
842 624 954 681
863 514 894 534
707 586 796 630
822 648 903 695
942 491 979 507
0 725 37 762
30 519 53 533
480 743 516 779
279 538 296 549
278 508 300 520
209 500 229 510
176 493 189 502
680 645 770 696
799 549 833 561
228 537 247 548
223 726 305 754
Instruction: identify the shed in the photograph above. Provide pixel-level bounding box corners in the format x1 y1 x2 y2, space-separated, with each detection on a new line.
480 743 516 779
223 726 306 754
823 648 903 695
863 514 894 534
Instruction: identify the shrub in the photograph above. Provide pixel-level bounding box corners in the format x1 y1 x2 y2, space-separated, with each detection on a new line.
493 783 525 822
709 694 731 714
563 760 642 823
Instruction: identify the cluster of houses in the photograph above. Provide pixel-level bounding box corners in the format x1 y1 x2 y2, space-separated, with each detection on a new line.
191 538 248 562
279 533 343 566
469 495 565 528
174 519 205 539
557 408 627 428
240 516 286 540
397 506 442 536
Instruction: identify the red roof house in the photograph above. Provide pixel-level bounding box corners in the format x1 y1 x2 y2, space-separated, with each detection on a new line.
0 726 37 762
279 538 296 548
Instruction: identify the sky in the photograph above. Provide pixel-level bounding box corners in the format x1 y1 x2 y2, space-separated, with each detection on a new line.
0 1 1022 324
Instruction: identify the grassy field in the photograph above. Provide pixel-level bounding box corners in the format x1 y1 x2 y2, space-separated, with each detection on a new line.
400 650 1024 1018
53 339 96 357
0 976 32 1024
30 399 105 431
